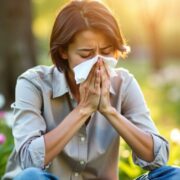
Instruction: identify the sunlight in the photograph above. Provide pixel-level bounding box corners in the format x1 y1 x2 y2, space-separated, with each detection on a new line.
33 17 51 38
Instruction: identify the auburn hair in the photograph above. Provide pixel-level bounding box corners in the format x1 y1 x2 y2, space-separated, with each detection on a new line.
50 0 129 71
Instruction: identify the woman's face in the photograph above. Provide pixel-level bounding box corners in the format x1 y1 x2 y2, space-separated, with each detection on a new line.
61 29 117 72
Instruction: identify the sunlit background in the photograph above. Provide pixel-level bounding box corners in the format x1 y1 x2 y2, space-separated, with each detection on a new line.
0 0 180 179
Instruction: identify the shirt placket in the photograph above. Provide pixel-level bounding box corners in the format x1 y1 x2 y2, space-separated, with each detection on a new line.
72 125 87 179
69 98 88 179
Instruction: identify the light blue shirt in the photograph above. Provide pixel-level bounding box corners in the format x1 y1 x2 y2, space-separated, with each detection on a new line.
3 65 169 180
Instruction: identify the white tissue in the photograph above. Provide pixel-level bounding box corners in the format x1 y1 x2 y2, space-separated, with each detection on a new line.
73 55 118 84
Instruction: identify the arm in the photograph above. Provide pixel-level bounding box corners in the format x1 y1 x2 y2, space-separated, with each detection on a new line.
44 105 90 165
102 107 154 162
99 66 153 162
44 63 101 165
13 63 101 169
98 62 169 168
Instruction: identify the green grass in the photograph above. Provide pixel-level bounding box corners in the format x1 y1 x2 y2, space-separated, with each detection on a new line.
0 118 14 177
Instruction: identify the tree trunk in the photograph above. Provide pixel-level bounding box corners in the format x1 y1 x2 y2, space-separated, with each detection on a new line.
139 0 167 72
0 0 36 109
148 22 163 71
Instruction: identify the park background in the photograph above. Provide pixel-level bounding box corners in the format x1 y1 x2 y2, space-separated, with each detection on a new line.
0 0 180 179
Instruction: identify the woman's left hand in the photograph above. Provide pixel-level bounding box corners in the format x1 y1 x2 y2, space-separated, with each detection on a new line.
98 59 112 115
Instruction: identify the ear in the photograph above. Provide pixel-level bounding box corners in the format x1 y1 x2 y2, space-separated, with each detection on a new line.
59 48 68 60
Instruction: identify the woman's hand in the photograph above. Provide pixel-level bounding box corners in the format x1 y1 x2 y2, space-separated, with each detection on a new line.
98 59 113 115
78 61 101 114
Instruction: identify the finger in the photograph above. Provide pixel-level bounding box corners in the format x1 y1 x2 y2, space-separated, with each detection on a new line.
100 63 110 92
88 61 100 89
94 69 101 91
102 61 110 78
98 57 110 77
100 66 108 84
89 63 98 89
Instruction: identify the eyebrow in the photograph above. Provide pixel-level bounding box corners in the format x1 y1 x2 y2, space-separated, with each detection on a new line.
77 45 113 52
101 45 113 50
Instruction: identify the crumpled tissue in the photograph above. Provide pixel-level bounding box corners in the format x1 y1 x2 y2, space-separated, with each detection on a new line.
73 55 118 84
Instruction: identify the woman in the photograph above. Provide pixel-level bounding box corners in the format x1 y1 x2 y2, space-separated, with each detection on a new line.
3 0 180 179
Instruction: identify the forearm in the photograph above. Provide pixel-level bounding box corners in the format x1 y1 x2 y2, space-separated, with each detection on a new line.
44 105 91 166
102 107 154 162
43 62 101 166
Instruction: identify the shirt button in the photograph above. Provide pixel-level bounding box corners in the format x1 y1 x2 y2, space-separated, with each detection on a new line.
80 137 85 142
74 172 79 177
80 160 85 165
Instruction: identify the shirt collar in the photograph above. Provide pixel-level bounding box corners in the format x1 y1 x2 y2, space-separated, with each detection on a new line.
52 67 69 98
52 67 116 99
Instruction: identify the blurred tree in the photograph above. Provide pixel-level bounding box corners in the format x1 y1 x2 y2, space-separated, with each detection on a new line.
0 0 36 109
139 0 168 71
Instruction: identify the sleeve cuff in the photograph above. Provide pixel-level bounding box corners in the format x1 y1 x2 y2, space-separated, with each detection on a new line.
29 136 51 169
132 133 169 171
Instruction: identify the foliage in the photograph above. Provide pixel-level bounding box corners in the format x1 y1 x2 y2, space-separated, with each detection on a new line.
0 115 14 178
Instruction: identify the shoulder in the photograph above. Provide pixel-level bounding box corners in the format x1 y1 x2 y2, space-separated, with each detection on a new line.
115 67 134 80
114 67 135 88
18 65 55 80
16 65 58 92
111 67 141 98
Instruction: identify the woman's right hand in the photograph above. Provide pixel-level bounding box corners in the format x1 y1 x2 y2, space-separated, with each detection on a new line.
44 62 101 165
78 61 101 114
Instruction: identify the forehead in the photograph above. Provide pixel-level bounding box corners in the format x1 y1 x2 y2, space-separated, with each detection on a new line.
71 29 112 48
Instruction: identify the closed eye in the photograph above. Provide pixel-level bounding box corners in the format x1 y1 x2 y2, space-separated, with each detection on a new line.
101 46 114 56
79 52 94 59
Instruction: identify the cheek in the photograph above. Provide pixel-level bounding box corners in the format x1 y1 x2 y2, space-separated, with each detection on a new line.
68 55 84 69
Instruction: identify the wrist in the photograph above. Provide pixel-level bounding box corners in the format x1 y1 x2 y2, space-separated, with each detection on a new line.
76 104 94 117
100 106 116 117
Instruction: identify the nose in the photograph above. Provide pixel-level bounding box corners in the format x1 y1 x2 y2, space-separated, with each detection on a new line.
93 47 102 56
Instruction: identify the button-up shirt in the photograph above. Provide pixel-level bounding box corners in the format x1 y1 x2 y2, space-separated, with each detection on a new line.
3 65 169 180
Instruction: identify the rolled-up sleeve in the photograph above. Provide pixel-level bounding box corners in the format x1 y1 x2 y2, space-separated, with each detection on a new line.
121 71 169 170
12 77 46 169
132 133 169 170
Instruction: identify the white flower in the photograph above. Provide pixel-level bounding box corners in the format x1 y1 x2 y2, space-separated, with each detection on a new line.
4 111 14 128
148 65 180 87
